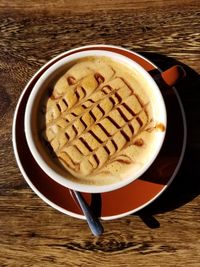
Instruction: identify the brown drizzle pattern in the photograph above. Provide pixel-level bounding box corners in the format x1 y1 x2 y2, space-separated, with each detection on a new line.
42 61 153 176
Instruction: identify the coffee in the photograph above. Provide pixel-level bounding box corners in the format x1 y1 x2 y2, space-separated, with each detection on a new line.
39 56 164 185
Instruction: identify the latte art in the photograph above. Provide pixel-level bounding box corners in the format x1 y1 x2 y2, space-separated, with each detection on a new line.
39 57 162 185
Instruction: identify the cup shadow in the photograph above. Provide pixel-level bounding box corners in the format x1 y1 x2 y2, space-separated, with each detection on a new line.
133 52 200 226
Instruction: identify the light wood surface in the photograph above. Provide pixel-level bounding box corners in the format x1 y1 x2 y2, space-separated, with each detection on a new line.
0 1 200 266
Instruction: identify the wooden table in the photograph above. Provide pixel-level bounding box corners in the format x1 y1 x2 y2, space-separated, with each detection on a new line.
0 1 200 266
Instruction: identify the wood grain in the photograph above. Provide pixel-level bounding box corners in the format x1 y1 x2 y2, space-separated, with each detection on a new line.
0 0 200 266
0 0 199 11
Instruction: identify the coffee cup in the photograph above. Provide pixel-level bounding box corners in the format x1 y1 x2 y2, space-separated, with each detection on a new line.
24 46 184 193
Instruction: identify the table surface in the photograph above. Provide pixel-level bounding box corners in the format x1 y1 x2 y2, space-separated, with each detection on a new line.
0 0 200 266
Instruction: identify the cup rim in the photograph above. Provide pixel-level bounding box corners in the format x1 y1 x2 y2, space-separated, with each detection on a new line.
24 48 167 193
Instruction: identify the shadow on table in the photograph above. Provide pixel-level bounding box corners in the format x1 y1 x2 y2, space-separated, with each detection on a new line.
133 52 200 228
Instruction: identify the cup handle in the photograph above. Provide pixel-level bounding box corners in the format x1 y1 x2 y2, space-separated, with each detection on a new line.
152 65 186 87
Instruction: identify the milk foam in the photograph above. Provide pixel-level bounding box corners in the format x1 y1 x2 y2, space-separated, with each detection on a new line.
39 56 164 186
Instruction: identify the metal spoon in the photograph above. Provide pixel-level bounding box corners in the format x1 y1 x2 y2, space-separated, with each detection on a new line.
72 190 104 236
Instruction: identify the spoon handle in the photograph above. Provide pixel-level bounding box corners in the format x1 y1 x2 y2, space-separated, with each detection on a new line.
73 191 104 236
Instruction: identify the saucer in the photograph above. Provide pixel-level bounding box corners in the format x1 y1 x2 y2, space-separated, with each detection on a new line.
12 45 187 220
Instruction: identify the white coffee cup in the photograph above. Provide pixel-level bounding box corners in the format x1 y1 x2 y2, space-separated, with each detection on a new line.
24 49 167 193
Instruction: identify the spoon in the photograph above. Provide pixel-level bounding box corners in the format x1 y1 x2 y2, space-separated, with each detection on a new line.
71 190 104 236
